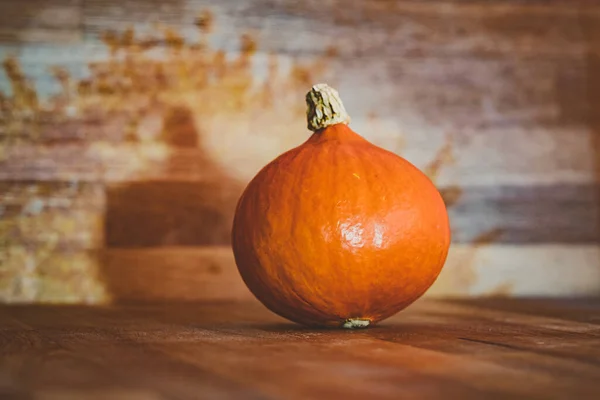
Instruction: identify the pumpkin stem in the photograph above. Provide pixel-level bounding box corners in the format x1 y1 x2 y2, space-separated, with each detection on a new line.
306 83 351 132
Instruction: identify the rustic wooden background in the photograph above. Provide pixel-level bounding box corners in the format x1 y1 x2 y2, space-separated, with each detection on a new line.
0 0 599 303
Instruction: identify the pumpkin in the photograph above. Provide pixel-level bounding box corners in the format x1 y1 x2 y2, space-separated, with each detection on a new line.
231 83 450 328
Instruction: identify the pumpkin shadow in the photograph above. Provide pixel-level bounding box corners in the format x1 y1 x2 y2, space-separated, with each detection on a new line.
252 323 333 332
251 322 395 333
100 105 245 301
105 105 243 247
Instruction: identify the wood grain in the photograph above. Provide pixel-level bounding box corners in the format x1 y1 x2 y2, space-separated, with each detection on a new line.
1 178 596 251
1 135 595 186
0 0 82 44
0 299 599 399
105 182 600 246
81 0 600 58
448 183 600 244
100 245 600 302
2 243 598 304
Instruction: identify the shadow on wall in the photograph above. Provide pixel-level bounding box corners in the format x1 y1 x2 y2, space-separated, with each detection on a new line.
105 105 244 247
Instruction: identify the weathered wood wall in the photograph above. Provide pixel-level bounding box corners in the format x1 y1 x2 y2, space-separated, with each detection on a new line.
1 0 599 303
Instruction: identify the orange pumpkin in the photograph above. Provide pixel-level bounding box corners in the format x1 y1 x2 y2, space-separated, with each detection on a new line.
232 83 450 328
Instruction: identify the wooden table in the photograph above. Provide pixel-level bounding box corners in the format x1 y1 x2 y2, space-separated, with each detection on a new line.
1 298 599 399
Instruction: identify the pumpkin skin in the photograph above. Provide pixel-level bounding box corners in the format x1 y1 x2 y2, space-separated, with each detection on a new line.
231 84 450 328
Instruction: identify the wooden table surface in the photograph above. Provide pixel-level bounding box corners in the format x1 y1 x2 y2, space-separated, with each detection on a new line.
1 298 599 400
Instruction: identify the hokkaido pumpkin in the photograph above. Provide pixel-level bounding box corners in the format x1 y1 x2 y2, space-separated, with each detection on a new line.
232 83 450 328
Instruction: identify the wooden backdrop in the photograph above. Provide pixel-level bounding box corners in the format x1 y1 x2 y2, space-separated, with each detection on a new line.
0 0 599 303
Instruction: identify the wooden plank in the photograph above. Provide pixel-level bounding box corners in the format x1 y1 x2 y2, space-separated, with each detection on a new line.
0 0 82 44
444 298 600 325
0 301 274 331
3 242 598 304
0 39 589 126
1 130 595 187
82 0 600 59
101 182 600 247
99 245 600 302
83 0 190 30
433 244 600 297
446 183 600 244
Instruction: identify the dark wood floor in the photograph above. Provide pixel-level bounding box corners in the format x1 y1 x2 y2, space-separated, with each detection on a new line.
0 298 599 399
